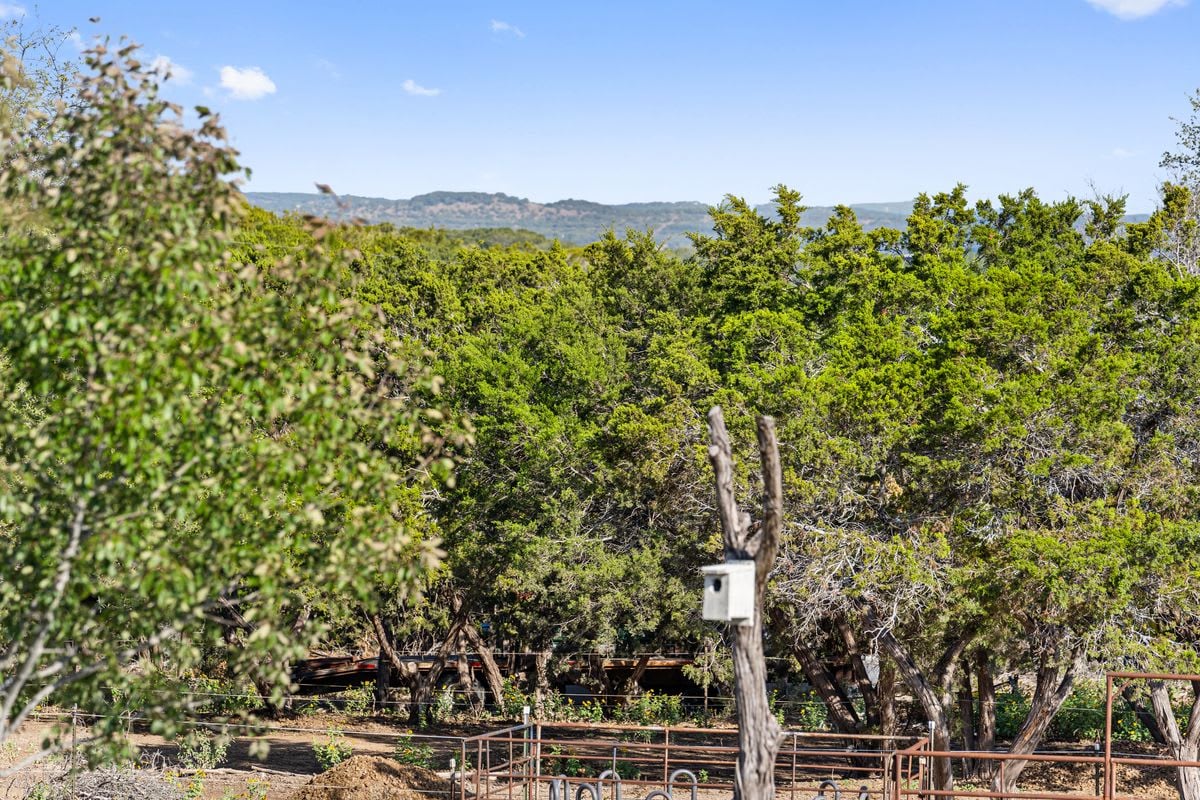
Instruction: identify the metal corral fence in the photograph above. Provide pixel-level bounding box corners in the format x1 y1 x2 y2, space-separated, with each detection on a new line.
456 723 919 800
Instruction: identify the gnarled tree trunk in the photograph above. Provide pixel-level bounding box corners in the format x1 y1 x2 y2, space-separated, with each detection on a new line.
460 618 507 710
874 622 976 792
993 651 1080 793
1149 680 1200 800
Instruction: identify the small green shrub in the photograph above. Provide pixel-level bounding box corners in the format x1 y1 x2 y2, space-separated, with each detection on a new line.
995 691 1031 740
434 685 457 721
499 677 528 718
338 685 374 716
394 734 436 769
313 729 353 771
1050 683 1105 741
615 691 683 726
177 731 229 770
186 674 259 715
546 745 586 777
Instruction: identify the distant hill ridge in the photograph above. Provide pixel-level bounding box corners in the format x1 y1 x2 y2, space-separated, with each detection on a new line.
243 190 917 246
244 190 1148 247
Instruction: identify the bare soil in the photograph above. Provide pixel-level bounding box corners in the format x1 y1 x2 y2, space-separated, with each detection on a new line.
285 756 450 800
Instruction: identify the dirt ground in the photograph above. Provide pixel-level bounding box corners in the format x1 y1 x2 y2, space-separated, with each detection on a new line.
0 715 1188 800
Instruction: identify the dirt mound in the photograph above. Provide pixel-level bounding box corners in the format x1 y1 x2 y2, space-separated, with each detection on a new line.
286 756 452 800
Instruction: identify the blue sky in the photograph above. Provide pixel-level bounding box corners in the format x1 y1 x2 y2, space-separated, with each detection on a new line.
30 0 1200 211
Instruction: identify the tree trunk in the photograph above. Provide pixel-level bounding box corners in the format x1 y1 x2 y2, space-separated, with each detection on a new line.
532 649 553 716
958 663 977 779
878 655 897 739
993 654 1079 793
837 617 879 728
1123 683 1169 745
707 409 785 800
455 630 482 715
410 621 461 726
975 651 996 782
873 624 975 792
1149 680 1200 800
791 634 862 734
375 644 392 712
459 618 507 710
613 653 652 705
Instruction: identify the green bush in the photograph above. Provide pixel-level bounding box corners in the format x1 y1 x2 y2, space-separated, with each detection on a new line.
176 731 229 770
994 683 1155 743
394 734 436 769
1050 683 1105 741
614 691 683 726
995 691 1031 740
337 685 374 716
313 729 353 771
499 677 528 718
791 692 830 732
545 745 586 777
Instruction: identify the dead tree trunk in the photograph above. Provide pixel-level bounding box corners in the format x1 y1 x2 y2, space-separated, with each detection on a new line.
1149 680 1200 800
707 407 785 800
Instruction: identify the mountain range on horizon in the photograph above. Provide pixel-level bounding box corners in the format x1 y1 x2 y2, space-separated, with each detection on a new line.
243 190 1150 247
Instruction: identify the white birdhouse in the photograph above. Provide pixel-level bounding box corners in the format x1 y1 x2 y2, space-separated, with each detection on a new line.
700 561 755 625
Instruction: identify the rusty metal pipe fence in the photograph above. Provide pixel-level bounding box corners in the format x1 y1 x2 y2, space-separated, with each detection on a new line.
456 672 1200 800
459 724 918 800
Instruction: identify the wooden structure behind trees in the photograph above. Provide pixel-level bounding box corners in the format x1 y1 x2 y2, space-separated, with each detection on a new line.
706 407 785 800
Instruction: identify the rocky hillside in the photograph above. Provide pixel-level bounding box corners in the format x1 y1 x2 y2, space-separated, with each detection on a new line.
243 190 915 246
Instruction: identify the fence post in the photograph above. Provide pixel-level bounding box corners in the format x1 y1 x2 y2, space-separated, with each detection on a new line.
663 727 670 789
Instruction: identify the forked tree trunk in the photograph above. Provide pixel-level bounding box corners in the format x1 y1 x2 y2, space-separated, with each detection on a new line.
460 618 507 709
408 621 461 725
1149 680 1200 800
874 624 975 792
838 617 880 728
993 653 1079 793
707 408 786 800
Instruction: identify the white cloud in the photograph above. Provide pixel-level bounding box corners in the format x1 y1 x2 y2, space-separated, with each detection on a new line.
149 55 193 85
0 4 26 19
402 78 440 97
219 66 276 100
490 19 525 37
1111 147 1136 159
1084 0 1187 19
